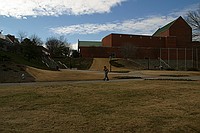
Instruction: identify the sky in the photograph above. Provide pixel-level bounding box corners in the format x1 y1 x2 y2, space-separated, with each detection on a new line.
0 0 199 49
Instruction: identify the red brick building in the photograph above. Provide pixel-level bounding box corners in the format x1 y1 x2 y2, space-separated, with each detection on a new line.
79 16 200 69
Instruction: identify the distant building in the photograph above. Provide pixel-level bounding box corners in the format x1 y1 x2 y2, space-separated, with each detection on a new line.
78 40 120 58
79 16 200 59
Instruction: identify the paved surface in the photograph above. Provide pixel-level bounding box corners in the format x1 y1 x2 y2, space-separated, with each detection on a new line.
0 73 199 87
130 71 200 81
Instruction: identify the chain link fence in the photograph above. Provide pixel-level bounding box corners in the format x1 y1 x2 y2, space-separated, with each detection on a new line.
123 47 200 70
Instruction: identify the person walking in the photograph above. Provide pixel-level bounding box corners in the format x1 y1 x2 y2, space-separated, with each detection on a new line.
103 66 109 81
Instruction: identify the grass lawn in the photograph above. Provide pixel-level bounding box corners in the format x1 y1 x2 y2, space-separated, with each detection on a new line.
0 80 200 132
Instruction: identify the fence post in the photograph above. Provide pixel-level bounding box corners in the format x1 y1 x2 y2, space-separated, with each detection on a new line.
197 48 199 69
176 48 178 70
185 48 187 70
192 48 193 68
168 48 170 65
159 48 161 69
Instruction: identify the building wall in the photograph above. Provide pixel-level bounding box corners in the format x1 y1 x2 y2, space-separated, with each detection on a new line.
80 46 200 61
80 46 122 58
102 35 112 47
152 17 192 48
165 36 177 48
156 30 169 37
103 34 168 48
169 18 192 48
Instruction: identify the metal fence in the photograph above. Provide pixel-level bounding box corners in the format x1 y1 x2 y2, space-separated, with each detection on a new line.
125 47 200 70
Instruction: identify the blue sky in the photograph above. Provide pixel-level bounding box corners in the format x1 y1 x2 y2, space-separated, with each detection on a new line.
0 0 199 49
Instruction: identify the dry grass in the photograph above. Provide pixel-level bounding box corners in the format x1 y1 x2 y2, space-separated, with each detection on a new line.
26 66 104 82
0 80 200 132
26 66 200 82
25 66 131 82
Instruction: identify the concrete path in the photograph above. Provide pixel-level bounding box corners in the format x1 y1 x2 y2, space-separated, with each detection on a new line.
0 72 199 87
0 78 142 87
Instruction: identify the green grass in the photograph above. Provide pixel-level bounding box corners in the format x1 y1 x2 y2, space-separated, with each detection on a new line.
0 80 200 132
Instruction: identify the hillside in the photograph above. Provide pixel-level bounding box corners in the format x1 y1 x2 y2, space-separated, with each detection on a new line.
0 50 94 83
0 62 35 83
1 50 145 83
0 50 48 83
0 50 48 69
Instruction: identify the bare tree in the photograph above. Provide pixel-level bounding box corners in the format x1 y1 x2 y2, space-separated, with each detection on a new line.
30 34 43 46
17 31 27 43
186 6 200 41
45 36 70 58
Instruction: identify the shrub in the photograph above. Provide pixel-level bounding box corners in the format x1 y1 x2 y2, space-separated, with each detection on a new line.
13 70 19 72
3 68 9 71
1 64 6 67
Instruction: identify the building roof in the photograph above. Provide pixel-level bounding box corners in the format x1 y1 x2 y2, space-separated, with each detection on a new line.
0 34 17 44
78 41 102 47
153 16 192 38
153 20 176 36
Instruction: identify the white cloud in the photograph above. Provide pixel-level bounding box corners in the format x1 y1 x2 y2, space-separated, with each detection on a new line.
0 0 126 18
50 3 199 36
50 23 118 35
50 16 175 36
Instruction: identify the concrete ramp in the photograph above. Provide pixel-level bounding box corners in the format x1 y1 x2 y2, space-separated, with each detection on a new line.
89 58 127 71
89 58 110 71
